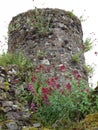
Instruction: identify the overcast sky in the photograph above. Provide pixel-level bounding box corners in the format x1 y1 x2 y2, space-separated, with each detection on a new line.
0 0 98 88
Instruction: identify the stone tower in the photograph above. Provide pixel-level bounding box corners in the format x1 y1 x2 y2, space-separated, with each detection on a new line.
8 8 87 82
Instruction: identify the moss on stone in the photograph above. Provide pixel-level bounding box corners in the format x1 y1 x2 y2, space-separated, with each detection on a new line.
81 112 98 129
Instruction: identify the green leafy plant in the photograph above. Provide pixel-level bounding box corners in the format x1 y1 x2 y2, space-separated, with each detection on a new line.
22 64 98 128
17 88 33 104
0 52 33 69
35 80 92 126
83 37 93 52
0 112 7 122
32 7 52 36
84 64 94 77
71 52 81 63
1 51 97 129
1 52 96 129
68 10 75 19
8 22 20 33
8 16 22 33
0 52 15 66
36 51 47 60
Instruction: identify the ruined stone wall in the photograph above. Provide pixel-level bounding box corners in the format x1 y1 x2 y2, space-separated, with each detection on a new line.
8 8 87 81
0 8 89 130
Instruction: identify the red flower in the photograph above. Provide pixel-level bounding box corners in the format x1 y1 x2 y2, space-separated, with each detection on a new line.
66 83 71 90
77 74 82 80
35 64 44 72
49 86 54 92
31 101 37 111
42 87 51 105
56 83 61 89
43 94 50 105
48 77 58 81
46 66 51 73
73 69 79 76
59 88 65 95
60 64 66 72
42 87 50 95
31 102 35 109
32 76 37 82
73 69 82 80
47 78 56 87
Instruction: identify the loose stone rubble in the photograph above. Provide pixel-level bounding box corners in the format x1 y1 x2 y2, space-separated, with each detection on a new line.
0 65 32 130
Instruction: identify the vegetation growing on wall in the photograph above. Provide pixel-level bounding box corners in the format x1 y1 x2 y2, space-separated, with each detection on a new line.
0 7 98 130
0 52 98 130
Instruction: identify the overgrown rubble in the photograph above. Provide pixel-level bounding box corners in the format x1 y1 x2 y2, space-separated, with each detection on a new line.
0 65 32 130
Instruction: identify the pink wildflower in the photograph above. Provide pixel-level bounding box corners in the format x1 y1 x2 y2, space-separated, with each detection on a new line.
47 78 56 87
42 88 50 105
49 86 54 92
73 69 79 76
28 83 35 92
56 83 61 89
43 94 50 105
77 74 82 80
35 64 44 72
32 76 37 82
46 66 51 73
42 87 50 95
66 82 71 91
73 69 82 80
60 64 66 72
31 101 37 111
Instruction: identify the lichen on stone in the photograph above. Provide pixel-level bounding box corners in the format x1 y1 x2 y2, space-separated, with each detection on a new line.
81 112 98 129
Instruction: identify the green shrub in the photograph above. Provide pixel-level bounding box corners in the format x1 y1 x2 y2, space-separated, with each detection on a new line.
24 65 98 127
0 52 33 69
71 52 81 63
84 64 94 77
32 7 52 36
84 37 93 52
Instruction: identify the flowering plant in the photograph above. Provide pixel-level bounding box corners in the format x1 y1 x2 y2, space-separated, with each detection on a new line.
27 64 96 126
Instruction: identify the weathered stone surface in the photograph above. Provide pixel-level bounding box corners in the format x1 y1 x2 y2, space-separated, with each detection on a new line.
0 66 31 130
6 121 18 130
8 8 87 81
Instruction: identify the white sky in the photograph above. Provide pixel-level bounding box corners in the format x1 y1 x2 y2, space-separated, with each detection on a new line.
0 0 98 88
